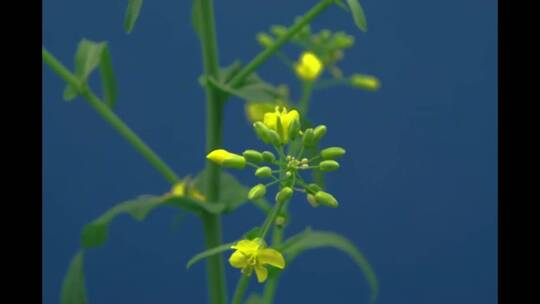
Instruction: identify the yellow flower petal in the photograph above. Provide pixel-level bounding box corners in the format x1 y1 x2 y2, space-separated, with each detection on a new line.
231 239 261 254
295 52 323 81
206 149 231 165
171 182 186 197
228 250 248 269
254 265 268 283
258 248 285 269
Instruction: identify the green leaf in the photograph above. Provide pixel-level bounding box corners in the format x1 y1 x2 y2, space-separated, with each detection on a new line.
81 195 164 248
63 39 117 108
346 0 368 32
99 46 117 108
124 0 144 34
193 170 274 213
186 242 234 269
207 77 280 102
280 229 378 304
60 251 88 304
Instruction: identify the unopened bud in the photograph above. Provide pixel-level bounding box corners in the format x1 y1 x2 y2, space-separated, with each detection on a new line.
243 150 263 163
276 187 293 203
262 151 276 162
307 194 319 207
320 147 346 160
315 191 339 208
313 125 327 143
275 216 286 227
288 118 301 141
255 166 272 178
319 160 340 172
248 184 267 200
256 33 274 48
351 74 381 91
253 122 272 144
302 128 316 147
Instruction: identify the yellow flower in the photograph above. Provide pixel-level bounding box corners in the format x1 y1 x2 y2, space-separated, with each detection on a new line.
206 149 246 169
170 181 207 201
263 106 300 144
229 238 286 283
294 52 323 81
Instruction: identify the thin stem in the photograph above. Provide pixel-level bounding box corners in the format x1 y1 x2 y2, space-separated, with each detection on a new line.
228 0 334 89
197 0 228 303
42 48 180 184
299 81 314 116
262 272 281 304
231 275 251 304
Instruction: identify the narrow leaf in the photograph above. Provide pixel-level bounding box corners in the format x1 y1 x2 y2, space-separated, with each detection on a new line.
81 195 163 248
346 0 368 32
60 251 88 304
99 46 117 108
186 242 234 269
280 229 378 303
124 0 144 34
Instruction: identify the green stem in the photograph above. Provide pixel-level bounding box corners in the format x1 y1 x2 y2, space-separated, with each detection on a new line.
42 48 180 184
197 0 228 303
299 81 314 117
231 275 251 304
228 0 334 88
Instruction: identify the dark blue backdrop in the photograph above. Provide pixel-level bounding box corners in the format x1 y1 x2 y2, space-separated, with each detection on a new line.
43 0 497 303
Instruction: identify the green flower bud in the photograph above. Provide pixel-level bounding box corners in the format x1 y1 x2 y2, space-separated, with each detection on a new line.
243 150 263 163
307 193 319 208
253 122 272 144
276 187 293 203
275 216 286 227
248 184 267 200
270 25 288 37
315 191 338 208
313 125 327 143
333 35 354 49
262 151 276 162
267 129 282 146
320 147 346 160
256 32 274 48
288 118 301 141
306 183 322 194
302 128 316 147
319 160 340 172
255 166 272 178
351 74 381 91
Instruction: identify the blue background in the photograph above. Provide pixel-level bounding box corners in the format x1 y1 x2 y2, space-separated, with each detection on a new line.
43 0 497 303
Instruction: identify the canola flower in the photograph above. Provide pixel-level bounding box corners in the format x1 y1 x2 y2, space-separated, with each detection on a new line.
206 107 347 281
170 180 207 201
229 238 285 283
294 52 323 81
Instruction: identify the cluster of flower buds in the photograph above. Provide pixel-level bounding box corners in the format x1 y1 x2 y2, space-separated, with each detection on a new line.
207 106 345 209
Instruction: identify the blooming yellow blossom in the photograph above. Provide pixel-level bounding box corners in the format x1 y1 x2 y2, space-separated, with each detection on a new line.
206 149 246 169
294 52 323 81
263 107 300 144
228 238 285 283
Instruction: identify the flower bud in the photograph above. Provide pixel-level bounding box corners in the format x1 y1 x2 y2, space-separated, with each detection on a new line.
267 129 282 146
276 187 293 204
207 149 246 169
256 32 274 48
275 216 286 227
306 183 322 193
313 125 327 143
315 191 339 208
319 160 340 172
270 25 288 37
306 193 319 208
253 122 272 144
243 150 263 163
248 184 267 200
302 128 316 147
288 118 301 141
320 147 346 160
262 151 276 162
351 74 381 91
255 166 272 178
